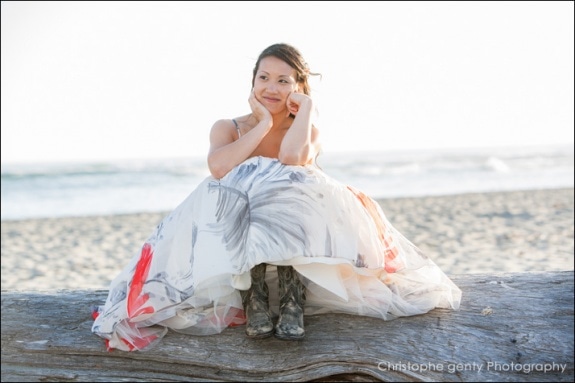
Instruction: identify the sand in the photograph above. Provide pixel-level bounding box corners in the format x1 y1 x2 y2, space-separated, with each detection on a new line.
1 188 573 291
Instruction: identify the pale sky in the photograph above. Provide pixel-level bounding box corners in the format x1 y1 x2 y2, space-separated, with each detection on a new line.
1 1 574 164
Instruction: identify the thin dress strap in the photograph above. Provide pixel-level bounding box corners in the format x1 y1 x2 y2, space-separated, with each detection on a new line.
232 119 241 138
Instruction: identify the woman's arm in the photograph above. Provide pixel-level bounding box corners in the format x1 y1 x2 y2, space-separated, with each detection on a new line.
278 93 321 165
207 118 272 179
207 92 273 179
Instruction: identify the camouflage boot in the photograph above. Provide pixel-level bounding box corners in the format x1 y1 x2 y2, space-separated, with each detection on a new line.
274 266 306 340
240 263 273 338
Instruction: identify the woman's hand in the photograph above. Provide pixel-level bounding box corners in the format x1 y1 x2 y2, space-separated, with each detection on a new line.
248 90 272 126
286 92 313 117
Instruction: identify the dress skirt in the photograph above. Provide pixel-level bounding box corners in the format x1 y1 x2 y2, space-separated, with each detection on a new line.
92 156 461 351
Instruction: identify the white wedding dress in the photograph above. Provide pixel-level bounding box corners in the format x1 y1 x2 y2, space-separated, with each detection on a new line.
92 156 461 351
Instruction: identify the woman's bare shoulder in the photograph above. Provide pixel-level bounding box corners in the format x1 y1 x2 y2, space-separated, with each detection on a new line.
212 114 251 129
211 118 234 130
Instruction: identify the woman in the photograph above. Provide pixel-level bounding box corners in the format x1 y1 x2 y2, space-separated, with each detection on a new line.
92 43 461 351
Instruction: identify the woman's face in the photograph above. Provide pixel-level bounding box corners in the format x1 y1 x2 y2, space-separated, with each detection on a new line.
253 56 299 115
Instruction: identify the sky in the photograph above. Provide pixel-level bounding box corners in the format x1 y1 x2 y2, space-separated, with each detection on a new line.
1 1 574 164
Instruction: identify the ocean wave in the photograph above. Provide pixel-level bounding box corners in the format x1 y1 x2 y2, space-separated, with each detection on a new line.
2 145 573 220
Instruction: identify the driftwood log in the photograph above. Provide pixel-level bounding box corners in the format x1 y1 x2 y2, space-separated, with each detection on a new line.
1 271 573 382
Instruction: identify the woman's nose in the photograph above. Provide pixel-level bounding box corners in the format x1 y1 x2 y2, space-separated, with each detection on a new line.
265 83 278 93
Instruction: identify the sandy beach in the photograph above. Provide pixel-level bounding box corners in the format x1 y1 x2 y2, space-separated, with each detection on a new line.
1 188 573 291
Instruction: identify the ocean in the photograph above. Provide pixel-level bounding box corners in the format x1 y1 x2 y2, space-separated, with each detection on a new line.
1 145 573 221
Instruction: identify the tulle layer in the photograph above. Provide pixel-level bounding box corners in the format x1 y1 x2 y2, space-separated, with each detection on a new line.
92 156 461 351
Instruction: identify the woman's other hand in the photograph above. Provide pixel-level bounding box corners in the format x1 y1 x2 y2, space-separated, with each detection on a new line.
286 92 313 117
248 89 272 127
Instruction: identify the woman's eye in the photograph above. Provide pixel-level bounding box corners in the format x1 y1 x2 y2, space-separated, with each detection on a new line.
259 75 268 80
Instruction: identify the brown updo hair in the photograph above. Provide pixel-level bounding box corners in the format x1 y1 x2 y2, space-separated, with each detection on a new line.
251 43 319 95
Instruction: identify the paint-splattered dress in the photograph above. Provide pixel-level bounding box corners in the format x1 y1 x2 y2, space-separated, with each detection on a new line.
92 156 461 351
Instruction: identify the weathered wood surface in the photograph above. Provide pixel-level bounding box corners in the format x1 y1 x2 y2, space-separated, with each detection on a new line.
1 271 573 382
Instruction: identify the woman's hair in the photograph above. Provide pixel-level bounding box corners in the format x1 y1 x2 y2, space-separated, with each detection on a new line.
251 43 320 95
